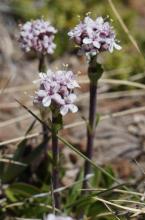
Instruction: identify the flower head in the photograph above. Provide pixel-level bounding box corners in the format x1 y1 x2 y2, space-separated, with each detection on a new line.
44 214 73 220
33 69 79 116
68 16 121 56
19 19 57 54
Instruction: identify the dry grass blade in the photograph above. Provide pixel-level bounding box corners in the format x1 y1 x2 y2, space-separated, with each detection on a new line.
0 158 27 166
103 202 121 220
0 72 16 95
64 121 84 129
108 0 143 57
96 212 115 218
99 89 145 99
0 110 39 128
101 106 145 119
134 159 145 176
1 83 35 94
112 199 145 206
15 218 40 220
93 196 145 215
0 101 33 109
5 202 57 212
129 72 145 81
79 76 145 89
0 132 40 146
81 187 143 197
101 79 145 89
79 105 145 124
0 198 6 205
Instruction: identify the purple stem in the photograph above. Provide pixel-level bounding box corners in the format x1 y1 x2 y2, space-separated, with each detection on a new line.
38 54 46 73
52 114 60 210
83 58 98 189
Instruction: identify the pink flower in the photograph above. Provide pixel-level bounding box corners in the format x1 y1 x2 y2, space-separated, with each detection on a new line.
19 19 57 54
44 214 73 220
68 16 121 56
34 69 79 116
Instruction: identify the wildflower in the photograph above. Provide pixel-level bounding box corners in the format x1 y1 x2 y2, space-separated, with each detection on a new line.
34 69 79 116
44 214 73 220
68 16 121 56
19 19 57 54
60 93 78 116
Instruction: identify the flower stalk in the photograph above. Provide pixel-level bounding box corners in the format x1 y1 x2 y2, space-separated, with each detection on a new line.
83 56 103 189
38 54 49 147
33 68 79 209
68 15 121 190
39 53 46 73
19 18 57 149
51 113 61 210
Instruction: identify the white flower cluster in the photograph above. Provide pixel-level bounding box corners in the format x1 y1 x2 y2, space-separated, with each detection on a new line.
68 16 121 56
34 69 79 116
44 214 73 220
19 19 57 54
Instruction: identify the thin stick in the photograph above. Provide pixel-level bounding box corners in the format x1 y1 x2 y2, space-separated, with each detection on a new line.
52 114 60 210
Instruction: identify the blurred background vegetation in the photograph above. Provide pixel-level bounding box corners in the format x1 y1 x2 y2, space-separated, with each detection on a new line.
2 0 145 82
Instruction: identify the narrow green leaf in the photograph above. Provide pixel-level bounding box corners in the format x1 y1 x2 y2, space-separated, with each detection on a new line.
6 182 40 198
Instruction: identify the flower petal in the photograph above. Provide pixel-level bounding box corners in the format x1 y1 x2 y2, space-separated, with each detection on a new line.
60 106 69 116
83 38 92 44
67 93 77 103
67 81 80 89
42 96 51 107
84 16 94 26
93 41 100 48
44 214 55 220
114 42 122 50
52 93 65 105
69 104 78 113
109 45 113 53
44 214 73 220
37 90 47 97
96 17 104 25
